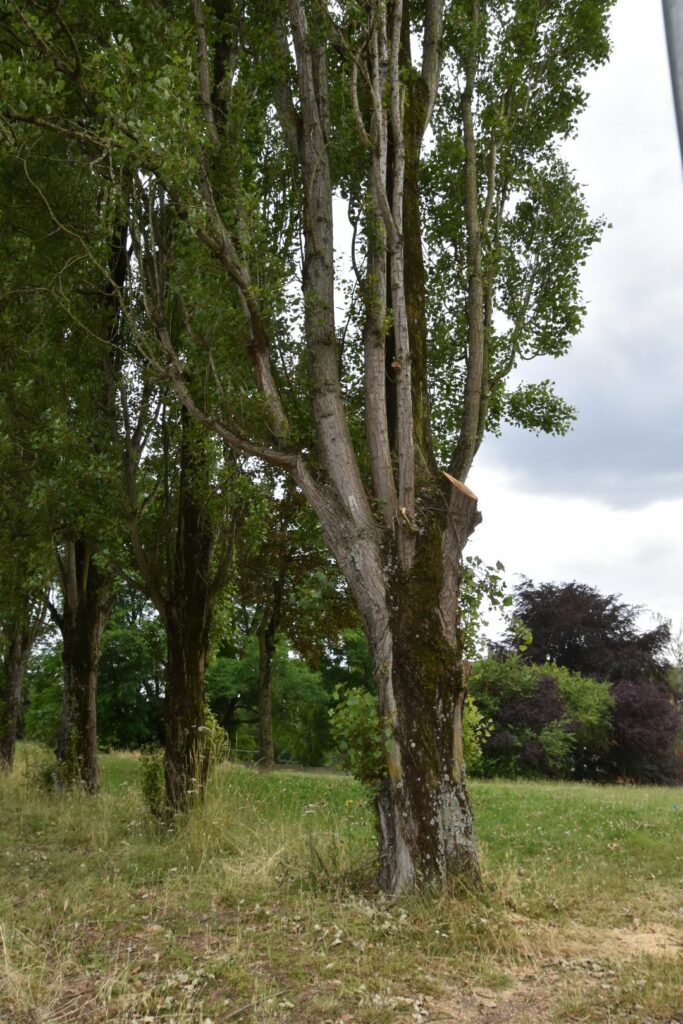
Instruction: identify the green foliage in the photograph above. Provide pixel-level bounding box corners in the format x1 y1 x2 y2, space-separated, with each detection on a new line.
322 629 375 694
460 557 512 658
202 705 229 768
471 655 614 779
328 687 386 788
23 650 63 748
139 745 166 821
273 655 332 766
462 696 493 776
96 599 165 749
206 638 333 765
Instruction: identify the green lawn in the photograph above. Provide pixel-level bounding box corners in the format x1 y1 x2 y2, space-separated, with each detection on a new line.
1 745 681 1023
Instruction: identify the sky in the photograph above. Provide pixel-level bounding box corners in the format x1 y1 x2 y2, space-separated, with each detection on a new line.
467 0 683 630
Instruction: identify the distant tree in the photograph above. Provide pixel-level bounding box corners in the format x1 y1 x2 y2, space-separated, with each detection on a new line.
0 145 122 789
235 483 354 768
507 580 681 782
96 591 165 750
506 580 671 683
206 639 331 766
23 649 63 749
470 655 614 779
610 680 680 784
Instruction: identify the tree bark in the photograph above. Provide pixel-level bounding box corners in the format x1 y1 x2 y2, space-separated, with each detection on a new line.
164 604 210 811
375 514 480 891
0 609 33 770
162 409 214 813
54 539 110 793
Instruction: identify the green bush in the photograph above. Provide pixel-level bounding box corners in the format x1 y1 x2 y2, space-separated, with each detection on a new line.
462 695 493 775
470 655 614 779
329 687 490 786
328 687 385 787
202 705 229 767
139 745 166 820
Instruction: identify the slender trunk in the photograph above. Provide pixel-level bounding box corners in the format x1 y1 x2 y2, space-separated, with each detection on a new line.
257 621 276 770
256 564 287 770
0 613 32 770
55 539 109 793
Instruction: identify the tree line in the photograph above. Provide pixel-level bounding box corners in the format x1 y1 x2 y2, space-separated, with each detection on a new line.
0 0 622 892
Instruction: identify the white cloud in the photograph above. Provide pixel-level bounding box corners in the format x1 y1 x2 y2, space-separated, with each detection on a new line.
468 0 683 624
467 466 683 626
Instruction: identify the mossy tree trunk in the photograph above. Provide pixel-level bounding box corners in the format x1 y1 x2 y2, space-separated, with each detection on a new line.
164 603 211 812
161 409 214 813
53 538 110 792
373 513 479 892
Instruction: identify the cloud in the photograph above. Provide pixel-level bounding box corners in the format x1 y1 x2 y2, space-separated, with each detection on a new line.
467 466 683 625
478 0 683 510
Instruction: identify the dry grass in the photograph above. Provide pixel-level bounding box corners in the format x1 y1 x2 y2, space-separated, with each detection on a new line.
0 746 681 1023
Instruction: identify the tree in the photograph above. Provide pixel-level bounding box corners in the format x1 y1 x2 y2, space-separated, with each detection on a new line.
505 580 671 683
470 655 614 779
207 638 332 765
0 141 122 788
0 378 50 770
234 481 354 768
506 579 681 783
112 375 250 811
0 0 614 890
96 590 165 750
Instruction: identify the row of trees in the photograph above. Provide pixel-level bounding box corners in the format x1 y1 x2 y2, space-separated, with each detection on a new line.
0 0 618 891
16 578 683 788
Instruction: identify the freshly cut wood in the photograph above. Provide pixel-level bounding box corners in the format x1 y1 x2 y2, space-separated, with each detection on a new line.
441 472 478 501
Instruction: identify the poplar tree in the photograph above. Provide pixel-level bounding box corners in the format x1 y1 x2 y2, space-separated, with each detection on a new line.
0 0 613 889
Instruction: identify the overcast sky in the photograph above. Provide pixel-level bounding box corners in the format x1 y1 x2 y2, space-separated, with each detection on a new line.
468 0 683 629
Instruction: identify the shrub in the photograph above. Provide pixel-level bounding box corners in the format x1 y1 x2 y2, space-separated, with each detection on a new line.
610 680 680 784
329 687 490 785
470 655 614 779
462 696 492 775
139 745 166 820
203 705 229 768
328 687 385 787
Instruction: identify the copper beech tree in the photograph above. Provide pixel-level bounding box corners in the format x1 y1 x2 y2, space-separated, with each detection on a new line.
0 0 612 890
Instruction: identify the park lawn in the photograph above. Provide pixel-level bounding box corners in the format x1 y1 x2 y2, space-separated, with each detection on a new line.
0 746 681 1023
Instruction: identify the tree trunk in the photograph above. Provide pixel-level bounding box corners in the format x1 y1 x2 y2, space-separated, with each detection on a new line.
375 555 479 892
55 539 109 793
386 487 482 891
256 564 287 770
0 612 33 770
162 409 214 813
318 482 481 894
257 621 276 770
163 605 211 812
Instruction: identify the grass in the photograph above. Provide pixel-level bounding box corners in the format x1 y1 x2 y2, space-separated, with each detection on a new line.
0 745 681 1024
